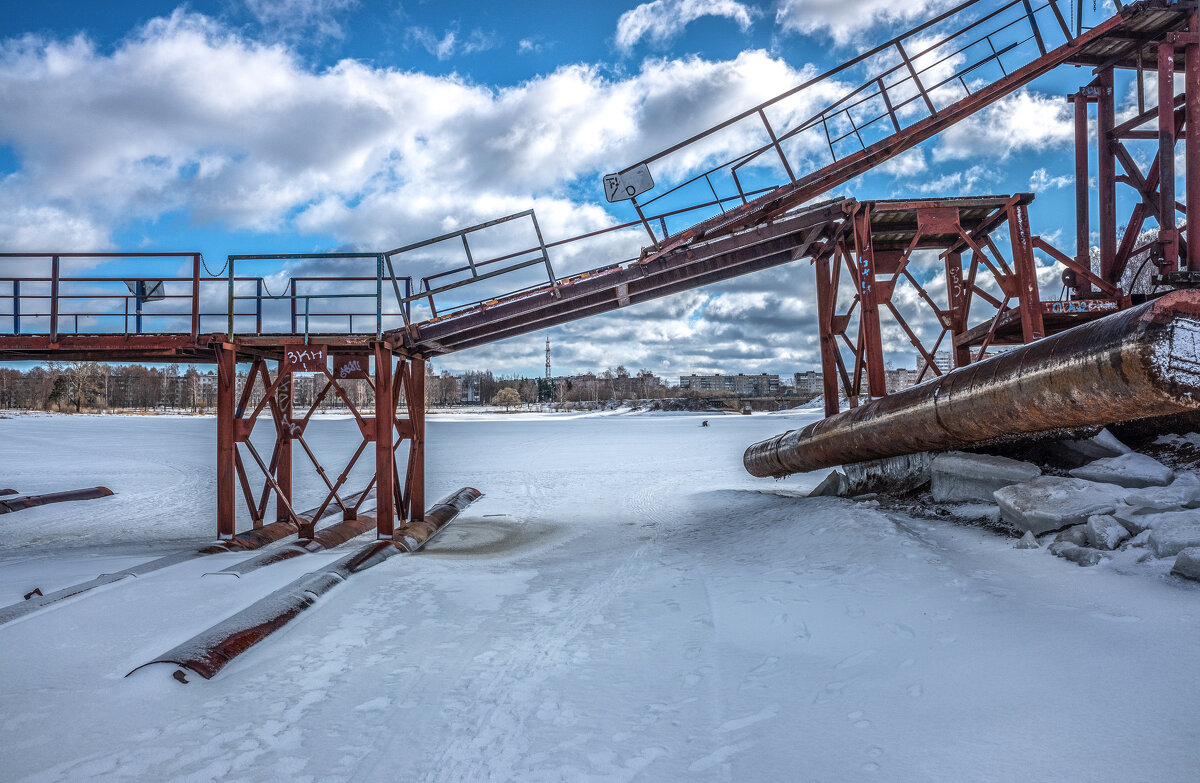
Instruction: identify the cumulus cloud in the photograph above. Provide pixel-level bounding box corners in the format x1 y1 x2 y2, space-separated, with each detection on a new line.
914 164 994 194
616 0 759 53
1029 167 1073 190
933 90 1073 162
774 0 958 46
0 12 831 256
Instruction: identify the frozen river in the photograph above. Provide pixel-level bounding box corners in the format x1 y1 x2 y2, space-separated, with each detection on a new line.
1 412 1198 781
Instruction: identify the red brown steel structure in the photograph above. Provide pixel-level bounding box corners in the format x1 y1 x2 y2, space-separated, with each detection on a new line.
2 0 1199 538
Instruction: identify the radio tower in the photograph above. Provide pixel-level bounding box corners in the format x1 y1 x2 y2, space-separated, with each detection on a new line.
545 337 551 380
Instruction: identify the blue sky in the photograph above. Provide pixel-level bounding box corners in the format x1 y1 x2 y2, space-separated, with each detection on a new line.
0 0 1144 377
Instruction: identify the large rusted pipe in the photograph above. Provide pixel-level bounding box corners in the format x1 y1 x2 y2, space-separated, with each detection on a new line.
745 291 1200 478
0 486 113 514
131 487 482 681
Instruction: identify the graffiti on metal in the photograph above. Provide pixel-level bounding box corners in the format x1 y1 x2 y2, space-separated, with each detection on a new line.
1043 300 1119 315
334 353 370 381
283 344 327 372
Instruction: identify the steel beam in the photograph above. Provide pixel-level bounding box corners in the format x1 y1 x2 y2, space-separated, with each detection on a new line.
1189 10 1200 271
1098 68 1117 282
402 357 426 524
215 344 236 538
1159 40 1180 268
374 343 395 539
1073 91 1092 292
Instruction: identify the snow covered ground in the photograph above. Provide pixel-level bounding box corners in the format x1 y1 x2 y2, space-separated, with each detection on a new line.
1 413 1198 781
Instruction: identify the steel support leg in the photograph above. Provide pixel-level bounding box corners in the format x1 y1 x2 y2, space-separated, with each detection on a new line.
1159 41 1180 268
815 254 841 417
853 207 886 398
1098 68 1117 282
1188 12 1200 271
404 357 426 523
944 251 971 369
216 344 236 538
1010 203 1046 342
1073 91 1092 292
276 369 293 523
374 343 395 539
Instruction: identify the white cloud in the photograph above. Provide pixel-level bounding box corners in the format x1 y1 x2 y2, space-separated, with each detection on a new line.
517 38 544 55
933 91 1073 162
1029 167 1073 190
877 148 925 177
774 0 957 46
0 11 822 260
244 0 357 41
616 0 759 53
915 164 994 194
406 25 499 60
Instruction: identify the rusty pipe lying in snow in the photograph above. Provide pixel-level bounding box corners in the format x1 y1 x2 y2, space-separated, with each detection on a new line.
130 487 482 681
0 488 376 628
745 291 1200 478
0 486 113 514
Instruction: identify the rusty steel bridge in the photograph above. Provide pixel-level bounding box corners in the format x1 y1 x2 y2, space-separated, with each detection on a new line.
2 0 1198 546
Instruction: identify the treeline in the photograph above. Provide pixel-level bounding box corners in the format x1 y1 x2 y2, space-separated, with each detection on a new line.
0 362 738 414
0 363 211 412
426 366 672 407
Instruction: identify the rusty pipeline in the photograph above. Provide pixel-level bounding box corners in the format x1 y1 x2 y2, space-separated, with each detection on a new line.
393 487 483 552
216 513 379 576
745 291 1200 478
199 487 375 554
132 487 482 681
0 486 113 514
0 489 374 628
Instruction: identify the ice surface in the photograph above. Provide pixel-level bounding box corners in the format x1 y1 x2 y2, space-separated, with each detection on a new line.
1143 510 1200 557
1170 548 1200 582
1124 471 1200 511
807 469 847 497
993 476 1128 535
1084 515 1131 551
842 452 931 495
1014 531 1039 549
1070 453 1176 489
2 412 1200 782
931 451 1040 503
1048 541 1105 566
1046 428 1132 467
1055 524 1089 546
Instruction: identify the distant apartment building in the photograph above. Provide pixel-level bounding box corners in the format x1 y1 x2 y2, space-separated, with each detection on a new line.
793 370 823 395
793 368 923 397
459 375 482 404
678 373 780 395
918 351 954 374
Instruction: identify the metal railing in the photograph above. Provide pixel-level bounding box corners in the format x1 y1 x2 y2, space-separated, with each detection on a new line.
0 253 206 340
384 210 557 326
225 253 414 341
609 0 1079 245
